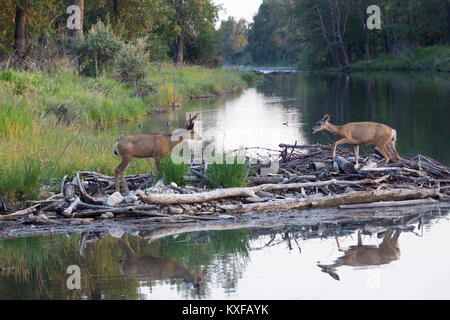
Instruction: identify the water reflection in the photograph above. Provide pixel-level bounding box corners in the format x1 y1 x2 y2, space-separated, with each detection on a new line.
0 206 449 299
318 230 401 281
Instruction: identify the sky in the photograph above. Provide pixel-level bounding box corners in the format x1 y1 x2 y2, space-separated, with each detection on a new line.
213 0 263 25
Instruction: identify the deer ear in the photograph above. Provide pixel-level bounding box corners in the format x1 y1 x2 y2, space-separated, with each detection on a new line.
327 114 333 121
191 113 199 122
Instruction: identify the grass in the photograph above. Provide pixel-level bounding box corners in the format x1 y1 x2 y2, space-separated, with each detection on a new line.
156 156 188 186
343 46 450 72
206 153 249 189
0 62 258 206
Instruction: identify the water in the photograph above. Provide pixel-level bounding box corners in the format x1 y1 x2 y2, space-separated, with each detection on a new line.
0 206 449 299
121 71 450 165
1 72 449 299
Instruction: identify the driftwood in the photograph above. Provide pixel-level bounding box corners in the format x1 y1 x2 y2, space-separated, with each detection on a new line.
217 188 439 214
338 198 439 210
142 176 389 205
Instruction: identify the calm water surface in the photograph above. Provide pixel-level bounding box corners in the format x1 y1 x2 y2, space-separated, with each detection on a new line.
0 72 449 299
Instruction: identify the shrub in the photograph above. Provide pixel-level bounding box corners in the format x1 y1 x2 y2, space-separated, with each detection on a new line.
65 21 123 77
114 38 150 97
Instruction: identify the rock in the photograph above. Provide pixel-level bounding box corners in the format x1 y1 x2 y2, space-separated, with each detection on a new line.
168 206 184 215
109 228 124 239
105 192 124 207
100 212 114 219
123 193 138 204
170 182 178 188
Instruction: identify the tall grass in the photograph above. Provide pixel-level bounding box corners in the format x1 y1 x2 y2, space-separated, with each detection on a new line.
206 154 248 188
156 157 188 186
0 63 257 205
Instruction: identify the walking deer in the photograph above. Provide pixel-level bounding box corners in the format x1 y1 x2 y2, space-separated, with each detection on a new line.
114 113 199 193
311 114 401 167
318 230 401 281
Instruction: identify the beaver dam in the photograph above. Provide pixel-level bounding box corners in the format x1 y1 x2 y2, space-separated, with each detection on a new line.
0 143 449 237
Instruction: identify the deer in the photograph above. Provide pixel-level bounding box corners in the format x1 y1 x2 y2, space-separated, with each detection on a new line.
318 229 401 281
118 234 205 289
114 113 199 193
311 114 402 168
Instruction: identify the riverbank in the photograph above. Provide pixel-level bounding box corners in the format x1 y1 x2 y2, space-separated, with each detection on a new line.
340 46 450 73
0 64 261 206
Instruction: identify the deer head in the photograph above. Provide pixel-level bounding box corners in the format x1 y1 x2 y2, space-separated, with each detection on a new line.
185 113 199 139
312 114 333 133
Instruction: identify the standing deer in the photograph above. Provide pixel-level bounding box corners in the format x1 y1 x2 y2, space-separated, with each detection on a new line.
311 114 401 167
114 113 199 193
318 230 401 281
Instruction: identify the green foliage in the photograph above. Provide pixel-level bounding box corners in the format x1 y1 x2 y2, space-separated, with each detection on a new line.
114 38 150 96
344 46 450 72
156 156 188 186
206 154 248 188
66 21 123 77
0 156 43 201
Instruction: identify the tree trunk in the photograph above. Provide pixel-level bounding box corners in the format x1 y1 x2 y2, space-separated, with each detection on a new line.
364 0 371 60
447 0 450 45
14 1 27 57
175 28 184 66
174 0 185 66
70 0 84 36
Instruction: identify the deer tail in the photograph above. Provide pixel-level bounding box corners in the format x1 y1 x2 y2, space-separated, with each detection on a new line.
391 129 397 143
114 142 118 156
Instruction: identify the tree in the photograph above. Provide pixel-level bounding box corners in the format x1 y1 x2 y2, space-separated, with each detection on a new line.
170 0 218 65
69 0 84 36
14 0 28 57
217 17 248 63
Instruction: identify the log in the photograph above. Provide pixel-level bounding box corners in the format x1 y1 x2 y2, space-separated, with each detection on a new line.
75 172 104 205
217 188 439 213
338 198 439 210
142 176 389 205
62 196 81 217
248 176 283 184
334 155 356 174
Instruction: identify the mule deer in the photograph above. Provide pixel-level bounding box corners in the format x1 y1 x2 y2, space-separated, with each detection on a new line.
118 234 204 289
311 114 401 167
114 113 199 193
318 230 401 281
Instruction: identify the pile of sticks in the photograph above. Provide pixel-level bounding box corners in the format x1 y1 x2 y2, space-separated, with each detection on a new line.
0 144 449 227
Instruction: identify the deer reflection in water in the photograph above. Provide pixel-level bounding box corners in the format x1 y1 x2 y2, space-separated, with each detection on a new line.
118 235 204 290
318 229 401 281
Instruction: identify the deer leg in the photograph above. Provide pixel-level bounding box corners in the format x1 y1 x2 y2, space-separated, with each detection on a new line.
391 140 402 162
379 144 391 164
115 156 133 193
332 138 349 159
335 235 344 252
354 145 360 168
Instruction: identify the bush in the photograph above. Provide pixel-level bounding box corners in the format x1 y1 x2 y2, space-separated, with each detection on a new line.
114 38 150 97
65 21 122 77
156 157 188 186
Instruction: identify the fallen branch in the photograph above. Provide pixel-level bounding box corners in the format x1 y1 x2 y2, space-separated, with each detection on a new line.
338 198 439 210
217 188 439 214
142 176 390 205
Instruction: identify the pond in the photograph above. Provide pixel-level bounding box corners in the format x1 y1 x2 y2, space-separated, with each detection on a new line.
0 71 449 299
